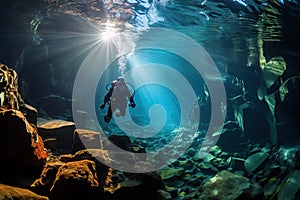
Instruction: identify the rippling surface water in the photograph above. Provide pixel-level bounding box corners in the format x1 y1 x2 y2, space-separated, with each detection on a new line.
2 0 299 67
35 0 300 74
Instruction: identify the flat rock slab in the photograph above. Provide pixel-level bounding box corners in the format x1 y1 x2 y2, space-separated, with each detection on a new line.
38 120 76 154
0 183 48 200
198 170 263 200
244 152 270 173
38 120 75 129
72 129 103 153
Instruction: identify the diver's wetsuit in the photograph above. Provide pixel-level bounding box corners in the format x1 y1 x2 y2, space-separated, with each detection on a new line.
100 79 135 123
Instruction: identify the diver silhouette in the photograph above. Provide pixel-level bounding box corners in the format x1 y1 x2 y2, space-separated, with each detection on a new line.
99 77 136 123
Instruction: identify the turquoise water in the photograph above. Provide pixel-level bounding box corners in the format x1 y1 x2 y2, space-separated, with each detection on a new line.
1 0 299 154
1 0 300 198
1 0 299 149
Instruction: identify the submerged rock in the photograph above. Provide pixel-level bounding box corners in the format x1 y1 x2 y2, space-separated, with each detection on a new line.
244 152 270 174
215 123 244 153
38 119 76 154
33 148 163 200
264 177 281 199
0 183 48 200
49 160 99 200
0 63 24 110
197 170 263 200
103 167 163 200
72 129 103 153
31 161 64 196
20 103 38 126
0 109 47 171
277 170 300 200
36 95 72 117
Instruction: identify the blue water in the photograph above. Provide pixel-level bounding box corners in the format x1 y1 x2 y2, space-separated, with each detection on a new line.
1 0 299 145
95 48 205 128
1 0 300 198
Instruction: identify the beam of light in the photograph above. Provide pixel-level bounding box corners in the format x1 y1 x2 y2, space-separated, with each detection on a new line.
98 22 118 42
30 19 117 68
101 29 117 41
95 22 138 75
26 16 139 79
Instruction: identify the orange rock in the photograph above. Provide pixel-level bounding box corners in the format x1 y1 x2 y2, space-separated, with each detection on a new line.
0 183 48 200
0 109 48 170
72 129 103 153
38 119 76 154
50 160 99 199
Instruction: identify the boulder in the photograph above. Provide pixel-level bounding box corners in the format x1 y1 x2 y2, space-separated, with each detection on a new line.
35 95 71 117
20 103 38 126
43 138 59 155
197 170 263 200
215 124 244 153
104 135 146 157
38 119 75 154
49 160 99 200
31 161 64 196
59 148 145 173
103 168 163 200
0 109 47 172
34 148 163 200
72 129 103 153
230 157 246 171
242 102 270 143
104 135 132 151
277 170 300 200
244 152 270 174
0 63 24 110
0 183 48 200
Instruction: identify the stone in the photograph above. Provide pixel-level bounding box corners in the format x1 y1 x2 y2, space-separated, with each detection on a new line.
216 127 244 153
165 186 178 197
31 162 64 196
38 119 76 154
20 103 38 126
59 148 140 169
210 145 222 156
36 95 71 116
157 189 172 200
263 56 286 89
159 167 185 180
0 109 47 172
103 167 163 200
104 135 132 151
0 63 24 110
49 160 99 199
0 183 48 200
242 101 270 143
277 170 300 200
197 170 263 200
264 177 280 198
202 153 215 163
244 152 270 173
43 138 59 155
230 157 246 171
72 129 103 153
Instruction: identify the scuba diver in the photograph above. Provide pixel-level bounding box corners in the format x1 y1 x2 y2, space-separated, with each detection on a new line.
99 77 136 123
